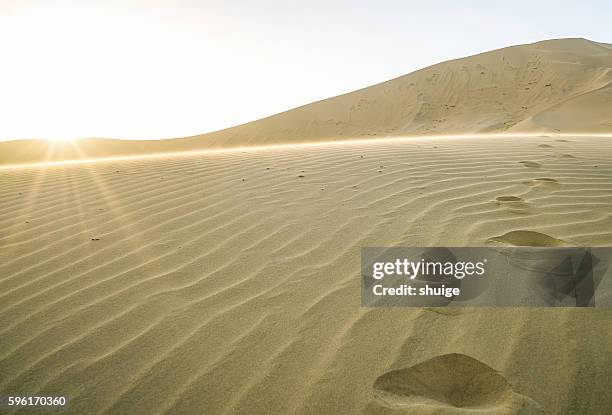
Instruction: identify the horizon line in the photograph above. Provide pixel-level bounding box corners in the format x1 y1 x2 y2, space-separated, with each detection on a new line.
2 132 612 170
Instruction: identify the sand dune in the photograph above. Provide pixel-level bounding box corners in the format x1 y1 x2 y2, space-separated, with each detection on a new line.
2 136 611 414
1 38 611 166
1 37 611 415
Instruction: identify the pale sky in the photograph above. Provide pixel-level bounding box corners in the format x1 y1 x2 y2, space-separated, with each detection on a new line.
1 0 610 141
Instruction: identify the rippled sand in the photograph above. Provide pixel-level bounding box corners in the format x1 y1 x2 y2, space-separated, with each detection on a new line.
1 136 611 414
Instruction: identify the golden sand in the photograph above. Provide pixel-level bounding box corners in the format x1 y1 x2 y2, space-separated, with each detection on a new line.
2 38 612 414
1 136 611 414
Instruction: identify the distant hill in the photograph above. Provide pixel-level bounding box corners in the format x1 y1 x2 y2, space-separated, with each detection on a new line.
1 38 611 165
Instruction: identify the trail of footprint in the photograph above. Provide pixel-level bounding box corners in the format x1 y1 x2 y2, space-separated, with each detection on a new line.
366 354 549 414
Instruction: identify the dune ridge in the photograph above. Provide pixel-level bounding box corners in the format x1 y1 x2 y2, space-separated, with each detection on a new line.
1 38 611 166
1 136 612 414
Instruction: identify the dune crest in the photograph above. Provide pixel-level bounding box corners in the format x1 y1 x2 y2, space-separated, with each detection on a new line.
1 38 611 166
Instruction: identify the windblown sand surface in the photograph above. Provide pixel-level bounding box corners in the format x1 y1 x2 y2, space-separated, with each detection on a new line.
1 136 611 414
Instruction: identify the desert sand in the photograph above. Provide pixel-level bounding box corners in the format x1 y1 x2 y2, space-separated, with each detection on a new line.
1 38 612 415
2 136 612 414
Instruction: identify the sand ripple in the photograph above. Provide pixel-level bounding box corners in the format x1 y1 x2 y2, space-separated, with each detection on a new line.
1 136 611 414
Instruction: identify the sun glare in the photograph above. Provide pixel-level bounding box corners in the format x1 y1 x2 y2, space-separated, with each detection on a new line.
0 2 236 141
45 137 74 143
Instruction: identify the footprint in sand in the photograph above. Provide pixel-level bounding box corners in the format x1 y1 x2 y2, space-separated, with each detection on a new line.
523 178 559 187
519 161 542 168
495 196 530 214
496 196 523 202
365 354 548 414
487 230 567 247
